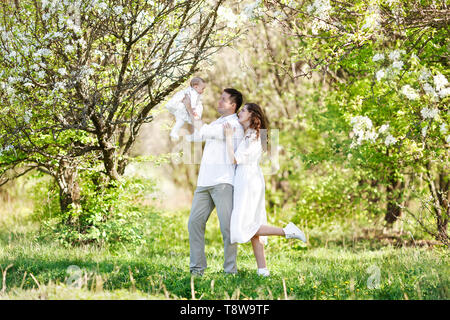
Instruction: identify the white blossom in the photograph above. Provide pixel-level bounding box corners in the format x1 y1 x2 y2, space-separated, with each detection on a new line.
365 130 379 142
362 7 381 31
379 124 389 134
418 68 431 82
388 49 404 61
433 73 448 91
376 69 385 81
401 85 419 100
307 0 332 16
1 145 14 154
242 0 263 20
76 38 87 48
384 134 397 146
446 135 450 144
93 49 105 61
421 125 428 137
307 0 332 34
351 115 372 129
392 60 403 69
350 115 379 146
440 123 448 135
438 87 450 98
8 76 18 84
24 109 32 123
422 83 435 95
64 45 75 54
58 68 68 76
97 2 108 11
420 107 439 120
54 81 66 90
422 82 439 100
6 86 15 96
37 71 46 79
218 6 239 28
34 48 52 57
113 5 124 15
66 19 82 34
372 53 385 62
8 51 17 59
385 0 399 6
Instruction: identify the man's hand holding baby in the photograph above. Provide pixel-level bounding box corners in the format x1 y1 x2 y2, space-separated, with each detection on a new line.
183 94 202 130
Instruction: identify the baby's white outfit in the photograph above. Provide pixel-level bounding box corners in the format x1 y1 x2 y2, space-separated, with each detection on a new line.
165 86 203 140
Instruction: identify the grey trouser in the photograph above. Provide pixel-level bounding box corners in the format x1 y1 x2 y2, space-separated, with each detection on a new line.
188 183 237 274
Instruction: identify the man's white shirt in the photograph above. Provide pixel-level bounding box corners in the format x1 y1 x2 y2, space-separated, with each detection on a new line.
187 113 244 187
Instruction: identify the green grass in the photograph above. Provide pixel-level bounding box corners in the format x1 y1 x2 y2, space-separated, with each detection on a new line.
0 204 448 300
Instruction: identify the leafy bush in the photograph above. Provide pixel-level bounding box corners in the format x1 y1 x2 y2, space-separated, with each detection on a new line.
35 171 156 248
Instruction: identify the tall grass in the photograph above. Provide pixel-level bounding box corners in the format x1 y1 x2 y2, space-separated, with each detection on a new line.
0 201 448 300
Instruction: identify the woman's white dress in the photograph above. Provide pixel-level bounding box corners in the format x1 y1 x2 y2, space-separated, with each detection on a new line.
230 128 268 245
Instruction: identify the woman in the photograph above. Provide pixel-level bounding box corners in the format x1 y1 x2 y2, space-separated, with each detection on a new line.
223 103 306 277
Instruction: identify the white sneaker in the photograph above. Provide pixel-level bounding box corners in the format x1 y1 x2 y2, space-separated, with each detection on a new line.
257 268 270 277
283 222 307 242
170 133 180 141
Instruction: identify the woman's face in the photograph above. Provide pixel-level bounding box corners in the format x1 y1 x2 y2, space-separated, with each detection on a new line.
238 105 251 125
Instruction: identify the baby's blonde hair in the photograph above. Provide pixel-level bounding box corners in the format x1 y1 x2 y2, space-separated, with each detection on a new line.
190 77 205 87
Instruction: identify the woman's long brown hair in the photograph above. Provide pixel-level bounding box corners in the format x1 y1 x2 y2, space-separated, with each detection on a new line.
245 103 269 152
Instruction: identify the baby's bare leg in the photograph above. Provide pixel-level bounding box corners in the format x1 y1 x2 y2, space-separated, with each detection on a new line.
170 118 185 137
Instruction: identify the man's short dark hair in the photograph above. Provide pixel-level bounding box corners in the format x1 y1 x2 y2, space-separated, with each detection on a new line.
223 88 243 113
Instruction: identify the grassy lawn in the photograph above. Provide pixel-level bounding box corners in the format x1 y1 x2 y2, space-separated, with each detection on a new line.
0 205 448 300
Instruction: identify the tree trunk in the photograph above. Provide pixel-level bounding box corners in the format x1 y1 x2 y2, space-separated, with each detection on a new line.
55 159 81 221
436 213 448 245
428 168 449 244
385 174 407 225
102 146 121 181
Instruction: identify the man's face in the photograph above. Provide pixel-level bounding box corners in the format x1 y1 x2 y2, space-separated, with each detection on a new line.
217 91 236 115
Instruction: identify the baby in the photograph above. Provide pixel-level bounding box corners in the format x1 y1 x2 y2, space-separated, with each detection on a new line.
166 77 206 141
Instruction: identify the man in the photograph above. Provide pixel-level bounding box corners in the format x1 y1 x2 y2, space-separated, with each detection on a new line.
182 88 244 276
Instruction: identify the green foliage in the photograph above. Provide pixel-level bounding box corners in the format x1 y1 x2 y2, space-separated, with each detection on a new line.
294 166 383 224
35 173 156 249
256 0 449 242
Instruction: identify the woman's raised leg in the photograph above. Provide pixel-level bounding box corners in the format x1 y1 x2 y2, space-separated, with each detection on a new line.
254 225 285 237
